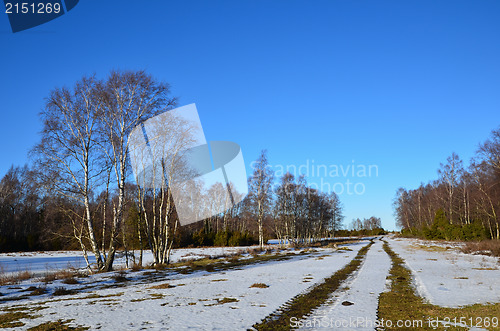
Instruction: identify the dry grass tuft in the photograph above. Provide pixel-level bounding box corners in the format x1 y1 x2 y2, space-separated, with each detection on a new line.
17 270 32 281
216 297 239 304
0 270 32 286
112 272 129 282
42 273 57 284
228 255 240 263
28 287 47 296
53 287 77 296
130 264 142 272
62 277 79 285
40 269 84 284
250 283 269 288
28 318 89 330
148 283 175 289
54 269 75 279
462 240 500 257
247 247 264 255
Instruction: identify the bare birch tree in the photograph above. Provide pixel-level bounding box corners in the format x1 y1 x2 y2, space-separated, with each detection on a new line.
130 111 198 265
248 150 274 248
98 70 177 270
31 75 105 270
438 152 462 224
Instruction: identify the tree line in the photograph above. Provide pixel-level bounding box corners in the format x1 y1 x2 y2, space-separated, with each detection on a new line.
246 151 344 246
394 127 500 241
348 216 384 236
0 70 350 271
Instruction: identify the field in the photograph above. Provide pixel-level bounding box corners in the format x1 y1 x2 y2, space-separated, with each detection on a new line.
0 237 499 330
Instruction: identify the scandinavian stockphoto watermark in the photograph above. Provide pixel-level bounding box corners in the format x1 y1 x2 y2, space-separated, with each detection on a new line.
290 316 499 329
251 159 379 196
128 104 248 226
290 316 425 329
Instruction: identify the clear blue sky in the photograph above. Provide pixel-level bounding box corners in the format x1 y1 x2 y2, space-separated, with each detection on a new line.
1 0 499 230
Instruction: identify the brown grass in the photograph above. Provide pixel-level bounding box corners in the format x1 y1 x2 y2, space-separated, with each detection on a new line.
53 287 77 296
0 270 32 285
42 273 57 284
112 272 129 282
228 255 240 263
148 283 175 289
216 297 239 304
0 266 87 287
250 283 269 288
27 319 89 330
62 277 79 285
46 269 82 283
462 240 500 257
0 311 31 328
247 247 265 255
54 269 75 279
28 287 47 296
17 270 32 281
130 264 142 272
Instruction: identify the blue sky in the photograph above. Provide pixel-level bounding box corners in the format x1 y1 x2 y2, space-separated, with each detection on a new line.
1 0 499 230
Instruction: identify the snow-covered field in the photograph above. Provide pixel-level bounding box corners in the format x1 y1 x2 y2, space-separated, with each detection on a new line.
1 242 368 330
390 237 500 307
1 237 500 330
0 246 249 275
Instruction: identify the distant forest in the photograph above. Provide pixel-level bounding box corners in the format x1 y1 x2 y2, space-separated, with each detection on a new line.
394 126 500 241
0 152 343 254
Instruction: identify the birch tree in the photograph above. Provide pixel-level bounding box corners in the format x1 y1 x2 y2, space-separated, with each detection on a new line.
131 111 198 265
438 152 462 224
274 172 295 244
328 191 344 235
248 150 274 248
31 76 105 269
99 70 177 270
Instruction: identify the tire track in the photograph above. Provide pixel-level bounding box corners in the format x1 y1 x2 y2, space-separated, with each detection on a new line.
252 240 374 331
298 238 391 330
